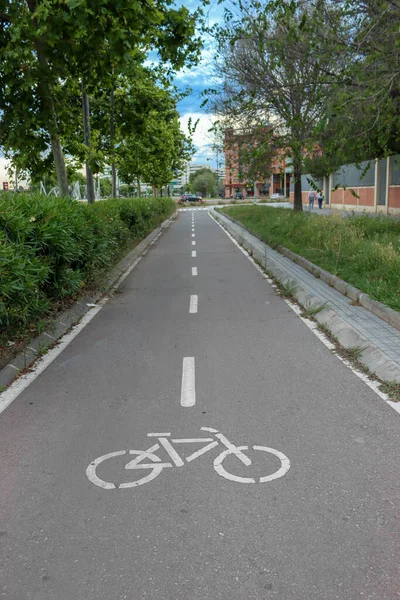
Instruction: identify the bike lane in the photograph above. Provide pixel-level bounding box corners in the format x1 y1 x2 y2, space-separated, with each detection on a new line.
1 209 400 600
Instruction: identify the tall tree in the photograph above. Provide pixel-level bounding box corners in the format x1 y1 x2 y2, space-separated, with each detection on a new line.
212 0 341 210
118 106 192 196
0 0 202 196
191 169 217 197
312 0 400 172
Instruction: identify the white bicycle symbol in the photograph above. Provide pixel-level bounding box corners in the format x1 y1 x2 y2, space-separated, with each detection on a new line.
86 427 291 490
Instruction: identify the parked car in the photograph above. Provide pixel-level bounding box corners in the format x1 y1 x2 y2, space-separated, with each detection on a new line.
180 193 204 203
270 193 286 200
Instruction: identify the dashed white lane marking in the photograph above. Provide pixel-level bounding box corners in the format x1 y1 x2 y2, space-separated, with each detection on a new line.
192 267 198 276
189 295 198 314
0 217 174 416
192 241 196 246
192 251 197 257
210 211 400 416
192 233 195 237
181 357 196 407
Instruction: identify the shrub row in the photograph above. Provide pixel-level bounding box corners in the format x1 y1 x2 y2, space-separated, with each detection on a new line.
0 193 174 329
221 206 400 310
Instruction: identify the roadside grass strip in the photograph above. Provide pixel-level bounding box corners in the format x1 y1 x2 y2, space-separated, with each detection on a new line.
220 205 400 311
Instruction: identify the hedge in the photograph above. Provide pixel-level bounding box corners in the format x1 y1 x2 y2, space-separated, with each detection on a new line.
0 193 174 329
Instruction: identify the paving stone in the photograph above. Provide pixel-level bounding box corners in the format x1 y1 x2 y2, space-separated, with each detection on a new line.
10 348 37 371
0 365 20 388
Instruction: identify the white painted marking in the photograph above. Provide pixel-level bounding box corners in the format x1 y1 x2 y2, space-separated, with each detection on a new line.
189 295 198 314
147 432 171 437
192 240 196 246
192 267 198 276
215 432 251 465
0 217 175 416
159 437 184 466
86 451 124 490
173 438 214 443
254 446 291 482
0 304 103 416
201 426 219 433
86 427 291 489
192 233 195 237
210 211 400 416
181 357 196 407
213 444 290 484
192 251 196 257
186 441 219 462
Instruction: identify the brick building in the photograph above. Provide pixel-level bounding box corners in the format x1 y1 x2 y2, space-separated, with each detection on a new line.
223 129 292 199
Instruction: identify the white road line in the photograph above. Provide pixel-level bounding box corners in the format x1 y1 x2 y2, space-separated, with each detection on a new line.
158 437 184 466
192 267 198 276
0 304 103 416
186 441 219 462
181 357 196 407
0 217 174 416
192 240 196 246
192 233 195 237
189 295 198 313
210 211 400 417
192 251 197 257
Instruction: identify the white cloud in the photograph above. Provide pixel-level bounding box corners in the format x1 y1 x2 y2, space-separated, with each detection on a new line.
179 112 225 166
180 112 217 151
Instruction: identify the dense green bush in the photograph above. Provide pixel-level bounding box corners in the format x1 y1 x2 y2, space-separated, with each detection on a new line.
0 193 174 329
221 206 400 310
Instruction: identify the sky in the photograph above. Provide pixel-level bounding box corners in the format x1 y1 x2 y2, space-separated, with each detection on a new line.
174 0 224 170
0 0 224 184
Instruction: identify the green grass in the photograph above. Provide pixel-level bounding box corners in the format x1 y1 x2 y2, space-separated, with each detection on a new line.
220 206 400 310
380 381 400 401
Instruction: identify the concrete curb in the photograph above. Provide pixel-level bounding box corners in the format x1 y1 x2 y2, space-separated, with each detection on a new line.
0 212 177 390
214 210 400 384
218 210 400 332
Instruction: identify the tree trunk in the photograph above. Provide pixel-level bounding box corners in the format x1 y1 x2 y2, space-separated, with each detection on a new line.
51 133 69 196
27 0 69 196
152 185 157 198
137 177 141 197
82 84 95 204
111 164 117 198
110 88 117 198
293 167 303 212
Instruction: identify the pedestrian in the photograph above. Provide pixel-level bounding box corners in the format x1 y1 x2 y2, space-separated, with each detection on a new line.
308 190 316 210
317 191 324 209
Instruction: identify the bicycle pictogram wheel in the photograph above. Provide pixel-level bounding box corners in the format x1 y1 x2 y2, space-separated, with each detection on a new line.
213 445 291 484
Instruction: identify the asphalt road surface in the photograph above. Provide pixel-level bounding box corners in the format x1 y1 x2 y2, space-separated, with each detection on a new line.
1 210 400 600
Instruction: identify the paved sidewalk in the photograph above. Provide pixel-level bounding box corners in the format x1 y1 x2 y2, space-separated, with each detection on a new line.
215 209 400 382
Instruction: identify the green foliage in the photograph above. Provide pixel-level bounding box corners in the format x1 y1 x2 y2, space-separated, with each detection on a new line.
0 192 174 329
191 169 217 197
115 80 193 191
213 0 342 210
0 0 202 191
222 206 400 310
